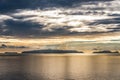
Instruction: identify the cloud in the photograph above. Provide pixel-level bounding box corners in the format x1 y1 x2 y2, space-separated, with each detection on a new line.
0 0 120 40
0 44 28 49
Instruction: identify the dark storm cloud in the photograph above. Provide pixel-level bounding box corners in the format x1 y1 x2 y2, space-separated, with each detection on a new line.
88 17 120 32
90 17 120 25
0 0 113 13
0 17 91 38
0 17 73 37
0 19 43 37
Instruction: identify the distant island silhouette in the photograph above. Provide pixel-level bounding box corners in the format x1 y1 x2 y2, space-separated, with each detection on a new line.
93 50 119 54
1 50 120 56
0 52 21 56
22 49 83 54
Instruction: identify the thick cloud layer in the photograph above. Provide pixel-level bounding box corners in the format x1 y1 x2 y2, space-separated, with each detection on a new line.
0 0 120 38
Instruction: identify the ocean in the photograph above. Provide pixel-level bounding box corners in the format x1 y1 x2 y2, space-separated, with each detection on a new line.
0 54 120 80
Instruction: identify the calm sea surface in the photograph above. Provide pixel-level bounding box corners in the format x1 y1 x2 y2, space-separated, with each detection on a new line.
0 54 120 80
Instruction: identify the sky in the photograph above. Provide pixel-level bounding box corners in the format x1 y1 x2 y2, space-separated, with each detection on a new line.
0 0 120 50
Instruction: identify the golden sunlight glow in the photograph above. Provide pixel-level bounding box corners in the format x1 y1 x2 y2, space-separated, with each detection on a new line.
1 32 120 47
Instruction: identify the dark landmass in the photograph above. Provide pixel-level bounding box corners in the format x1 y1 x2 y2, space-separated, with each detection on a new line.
93 50 119 54
0 50 83 56
0 52 22 56
22 49 83 54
